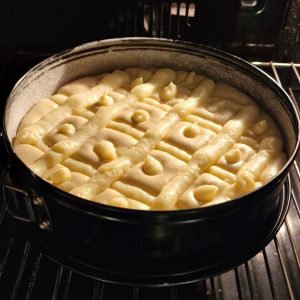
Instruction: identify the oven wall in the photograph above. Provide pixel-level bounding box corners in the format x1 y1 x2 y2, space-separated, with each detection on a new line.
0 0 299 61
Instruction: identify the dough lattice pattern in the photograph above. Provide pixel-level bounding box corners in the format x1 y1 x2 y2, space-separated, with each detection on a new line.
13 68 286 210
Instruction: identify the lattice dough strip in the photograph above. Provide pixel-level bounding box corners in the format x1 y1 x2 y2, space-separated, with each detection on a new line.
57 171 90 192
214 143 257 175
110 181 156 206
185 115 223 133
44 115 90 147
57 75 103 96
13 143 45 166
151 104 260 210
41 74 180 185
96 138 259 209
15 71 130 147
43 126 139 183
141 97 171 111
112 149 187 198
193 99 243 125
204 143 258 185
258 153 287 183
62 158 97 177
93 188 150 210
156 141 192 162
212 82 253 105
16 98 60 133
70 78 215 200
107 122 145 140
159 96 244 159
113 101 169 132
208 166 237 184
29 68 176 177
208 136 284 205
162 121 217 155
177 173 230 209
43 104 162 184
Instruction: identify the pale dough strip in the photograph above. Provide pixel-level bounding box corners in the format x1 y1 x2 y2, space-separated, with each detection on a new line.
29 68 177 176
156 141 191 163
151 104 260 210
205 136 284 206
111 181 156 206
70 78 215 200
15 71 130 147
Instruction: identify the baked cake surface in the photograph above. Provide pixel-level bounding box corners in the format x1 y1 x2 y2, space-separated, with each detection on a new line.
13 68 287 210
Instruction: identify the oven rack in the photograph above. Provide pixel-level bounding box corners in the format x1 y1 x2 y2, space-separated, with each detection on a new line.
0 61 299 300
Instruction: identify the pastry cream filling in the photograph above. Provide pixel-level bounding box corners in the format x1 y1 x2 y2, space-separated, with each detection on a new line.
13 68 287 210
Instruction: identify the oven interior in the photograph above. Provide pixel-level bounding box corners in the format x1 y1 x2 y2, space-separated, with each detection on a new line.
0 0 299 299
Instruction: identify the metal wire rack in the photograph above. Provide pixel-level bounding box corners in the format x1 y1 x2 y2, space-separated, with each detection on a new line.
0 61 299 300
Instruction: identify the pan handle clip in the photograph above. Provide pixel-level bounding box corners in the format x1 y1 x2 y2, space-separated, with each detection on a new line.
3 185 51 231
3 185 35 222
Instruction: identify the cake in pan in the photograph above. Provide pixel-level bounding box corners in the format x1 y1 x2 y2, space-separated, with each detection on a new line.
13 68 286 210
